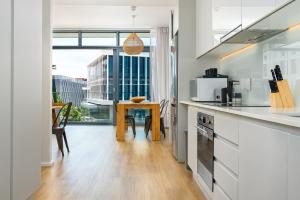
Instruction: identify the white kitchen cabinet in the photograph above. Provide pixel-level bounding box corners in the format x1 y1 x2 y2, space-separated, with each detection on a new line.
276 0 293 8
215 112 239 145
212 0 242 44
288 133 300 200
214 161 238 200
188 106 198 174
242 0 277 28
214 138 239 175
238 120 288 200
214 184 231 200
195 0 214 57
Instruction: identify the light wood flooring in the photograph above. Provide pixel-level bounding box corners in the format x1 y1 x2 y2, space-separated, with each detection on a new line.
32 126 206 200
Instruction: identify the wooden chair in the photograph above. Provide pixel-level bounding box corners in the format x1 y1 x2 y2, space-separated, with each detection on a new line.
144 99 165 133
115 101 137 137
52 102 72 156
145 100 169 138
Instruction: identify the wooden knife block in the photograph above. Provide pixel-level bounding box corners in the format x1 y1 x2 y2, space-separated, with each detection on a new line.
270 93 284 108
277 80 295 108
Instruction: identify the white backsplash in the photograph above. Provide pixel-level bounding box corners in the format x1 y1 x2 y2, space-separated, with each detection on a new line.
203 27 300 106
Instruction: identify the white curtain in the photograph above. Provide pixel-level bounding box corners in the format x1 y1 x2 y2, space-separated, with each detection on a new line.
150 27 170 126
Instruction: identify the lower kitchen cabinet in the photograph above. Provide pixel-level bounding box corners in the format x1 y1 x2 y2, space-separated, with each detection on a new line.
238 120 288 200
214 184 231 200
288 134 300 200
214 161 238 200
185 104 300 200
188 106 198 174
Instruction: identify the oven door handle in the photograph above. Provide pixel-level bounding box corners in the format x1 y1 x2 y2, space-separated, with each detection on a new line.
195 126 207 135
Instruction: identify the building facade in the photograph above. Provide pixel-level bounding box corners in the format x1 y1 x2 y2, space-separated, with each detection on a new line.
52 75 87 107
87 53 151 103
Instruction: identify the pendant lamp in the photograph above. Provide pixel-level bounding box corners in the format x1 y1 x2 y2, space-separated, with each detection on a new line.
123 6 144 55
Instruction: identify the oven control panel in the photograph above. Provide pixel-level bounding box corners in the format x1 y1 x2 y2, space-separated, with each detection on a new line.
197 112 214 130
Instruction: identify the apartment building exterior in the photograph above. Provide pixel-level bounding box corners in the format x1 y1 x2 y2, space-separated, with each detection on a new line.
52 75 87 107
86 53 151 104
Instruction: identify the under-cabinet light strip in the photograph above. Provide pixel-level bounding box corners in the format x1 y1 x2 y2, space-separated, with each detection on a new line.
221 44 256 60
288 22 300 31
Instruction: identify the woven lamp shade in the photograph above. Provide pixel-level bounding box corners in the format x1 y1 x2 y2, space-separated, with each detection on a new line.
123 33 144 55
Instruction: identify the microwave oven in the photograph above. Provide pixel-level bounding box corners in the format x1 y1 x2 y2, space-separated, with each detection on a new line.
190 78 228 102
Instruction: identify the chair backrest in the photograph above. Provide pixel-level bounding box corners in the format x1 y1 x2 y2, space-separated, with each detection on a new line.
161 100 169 118
53 102 72 128
159 99 166 114
114 100 119 113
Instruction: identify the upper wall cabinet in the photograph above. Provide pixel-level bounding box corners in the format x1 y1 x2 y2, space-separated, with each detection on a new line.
196 0 214 57
276 0 294 7
196 0 243 58
212 0 242 45
196 0 296 58
241 0 293 28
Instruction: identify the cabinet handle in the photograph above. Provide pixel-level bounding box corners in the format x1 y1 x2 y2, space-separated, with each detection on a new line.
220 24 242 42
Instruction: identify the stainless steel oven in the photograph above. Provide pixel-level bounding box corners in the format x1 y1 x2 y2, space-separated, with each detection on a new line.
197 112 214 191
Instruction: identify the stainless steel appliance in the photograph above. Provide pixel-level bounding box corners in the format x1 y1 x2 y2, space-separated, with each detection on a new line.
190 78 228 102
197 112 214 191
170 32 179 159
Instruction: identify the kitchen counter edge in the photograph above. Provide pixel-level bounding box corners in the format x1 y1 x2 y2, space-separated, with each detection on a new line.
180 101 300 129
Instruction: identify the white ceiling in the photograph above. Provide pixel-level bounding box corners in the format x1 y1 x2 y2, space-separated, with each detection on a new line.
53 0 177 29
55 0 177 6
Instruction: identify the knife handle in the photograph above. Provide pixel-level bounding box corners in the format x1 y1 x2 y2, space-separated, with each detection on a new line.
274 65 283 81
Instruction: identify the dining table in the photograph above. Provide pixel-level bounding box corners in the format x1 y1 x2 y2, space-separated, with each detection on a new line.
116 101 161 141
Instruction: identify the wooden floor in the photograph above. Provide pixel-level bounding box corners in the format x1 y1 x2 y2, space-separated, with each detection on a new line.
32 126 206 200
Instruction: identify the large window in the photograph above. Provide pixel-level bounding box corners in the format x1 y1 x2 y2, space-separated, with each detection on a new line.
82 32 117 46
52 30 151 125
53 32 79 46
53 31 151 48
119 32 151 46
52 49 114 124
118 52 151 100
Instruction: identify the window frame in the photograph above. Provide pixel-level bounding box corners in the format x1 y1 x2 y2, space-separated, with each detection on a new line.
52 30 151 125
53 30 151 51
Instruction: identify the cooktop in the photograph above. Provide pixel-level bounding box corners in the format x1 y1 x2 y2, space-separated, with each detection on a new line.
202 102 270 108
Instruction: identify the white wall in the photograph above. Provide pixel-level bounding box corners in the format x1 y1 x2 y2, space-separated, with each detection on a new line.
177 0 202 162
0 0 12 199
41 0 53 166
53 5 172 29
12 0 43 199
0 0 44 199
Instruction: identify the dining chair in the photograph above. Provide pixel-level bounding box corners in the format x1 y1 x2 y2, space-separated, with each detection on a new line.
52 102 72 156
144 99 165 133
115 101 137 137
145 100 169 138
159 100 169 138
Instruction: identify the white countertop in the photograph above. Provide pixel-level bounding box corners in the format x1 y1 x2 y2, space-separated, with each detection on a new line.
180 101 300 129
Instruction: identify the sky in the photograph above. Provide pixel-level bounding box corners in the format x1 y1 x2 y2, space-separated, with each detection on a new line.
52 49 113 79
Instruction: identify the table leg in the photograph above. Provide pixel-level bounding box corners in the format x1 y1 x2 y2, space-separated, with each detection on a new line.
125 109 128 131
116 104 125 141
151 105 160 141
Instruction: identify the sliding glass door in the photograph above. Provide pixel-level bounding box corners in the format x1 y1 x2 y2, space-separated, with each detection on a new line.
52 30 150 125
52 49 115 124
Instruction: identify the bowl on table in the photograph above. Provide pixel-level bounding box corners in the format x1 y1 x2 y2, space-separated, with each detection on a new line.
130 96 146 103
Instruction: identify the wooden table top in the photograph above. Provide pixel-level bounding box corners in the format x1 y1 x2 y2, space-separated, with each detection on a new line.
118 101 159 105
